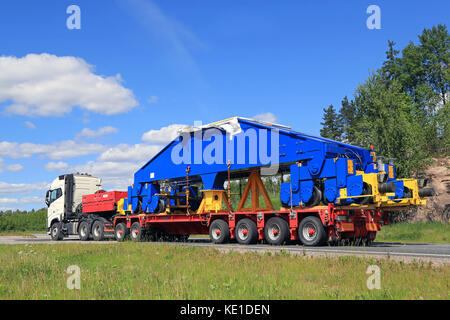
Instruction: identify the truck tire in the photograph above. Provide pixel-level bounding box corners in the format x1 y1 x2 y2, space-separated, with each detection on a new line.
298 216 326 246
114 223 128 242
209 219 230 244
235 218 258 245
264 217 289 245
50 222 64 241
92 220 105 241
130 222 145 242
78 221 90 241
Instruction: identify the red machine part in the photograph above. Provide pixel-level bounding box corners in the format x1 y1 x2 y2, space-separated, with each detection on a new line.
82 191 127 214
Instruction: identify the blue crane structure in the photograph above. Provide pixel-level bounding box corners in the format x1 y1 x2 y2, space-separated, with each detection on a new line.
123 117 429 214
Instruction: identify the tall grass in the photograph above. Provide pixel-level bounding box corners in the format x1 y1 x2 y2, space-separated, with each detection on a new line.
0 243 448 300
0 209 47 232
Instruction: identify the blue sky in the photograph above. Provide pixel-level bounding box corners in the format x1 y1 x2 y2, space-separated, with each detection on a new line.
0 0 448 210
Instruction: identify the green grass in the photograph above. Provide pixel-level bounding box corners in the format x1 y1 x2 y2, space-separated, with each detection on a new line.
0 243 448 300
376 222 450 244
0 231 40 237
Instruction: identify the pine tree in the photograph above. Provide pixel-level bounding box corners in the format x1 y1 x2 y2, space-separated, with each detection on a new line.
320 105 343 141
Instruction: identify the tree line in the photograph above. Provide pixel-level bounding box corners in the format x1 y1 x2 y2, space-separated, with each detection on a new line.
320 24 449 177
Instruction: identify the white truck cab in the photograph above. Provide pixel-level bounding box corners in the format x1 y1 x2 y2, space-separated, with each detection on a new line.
46 173 102 240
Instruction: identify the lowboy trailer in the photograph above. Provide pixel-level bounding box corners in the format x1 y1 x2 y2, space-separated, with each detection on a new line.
45 117 432 245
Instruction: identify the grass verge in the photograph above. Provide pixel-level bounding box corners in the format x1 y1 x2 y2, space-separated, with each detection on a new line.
0 243 448 299
376 222 450 244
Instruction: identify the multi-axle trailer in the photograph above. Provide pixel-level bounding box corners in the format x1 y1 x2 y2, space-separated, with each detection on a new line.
45 117 432 246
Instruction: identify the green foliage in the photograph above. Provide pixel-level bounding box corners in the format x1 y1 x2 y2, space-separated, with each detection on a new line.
0 208 47 232
320 24 450 176
320 105 343 141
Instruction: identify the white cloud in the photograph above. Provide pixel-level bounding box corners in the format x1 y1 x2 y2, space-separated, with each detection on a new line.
6 164 23 172
45 161 69 172
252 112 277 123
76 126 119 139
70 161 140 190
0 196 42 205
0 140 106 160
141 124 186 144
98 143 162 162
0 53 138 116
24 121 36 129
0 181 49 196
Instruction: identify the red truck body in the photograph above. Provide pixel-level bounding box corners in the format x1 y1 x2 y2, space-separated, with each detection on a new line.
82 191 128 214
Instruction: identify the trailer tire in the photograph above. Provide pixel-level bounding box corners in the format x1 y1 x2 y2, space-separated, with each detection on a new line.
298 216 326 246
92 220 105 241
50 222 64 241
235 218 258 245
209 219 230 244
114 223 128 242
130 222 145 242
264 217 289 245
78 221 90 241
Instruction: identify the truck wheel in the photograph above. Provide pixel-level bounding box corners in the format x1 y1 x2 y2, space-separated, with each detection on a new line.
114 223 129 242
298 216 326 246
92 220 105 241
78 221 90 241
235 218 258 245
209 219 230 244
264 217 289 245
130 222 145 242
50 222 64 241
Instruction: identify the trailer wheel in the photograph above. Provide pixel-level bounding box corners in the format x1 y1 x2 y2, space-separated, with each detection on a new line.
78 221 90 241
298 216 326 246
235 218 258 245
264 217 289 245
305 186 322 207
50 222 64 241
130 222 145 242
114 223 129 242
209 219 230 244
92 220 105 241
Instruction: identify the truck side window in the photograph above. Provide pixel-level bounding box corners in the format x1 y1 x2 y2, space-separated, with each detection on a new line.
50 188 62 204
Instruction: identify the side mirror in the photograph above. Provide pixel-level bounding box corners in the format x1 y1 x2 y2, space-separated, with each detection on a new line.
45 190 50 206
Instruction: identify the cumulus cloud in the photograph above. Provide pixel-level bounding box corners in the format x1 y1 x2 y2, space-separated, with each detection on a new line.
0 53 138 116
6 164 23 172
70 161 140 190
252 112 277 123
0 181 49 196
76 126 119 139
0 140 106 160
141 124 186 144
98 143 162 162
0 158 24 173
45 161 69 172
0 196 42 205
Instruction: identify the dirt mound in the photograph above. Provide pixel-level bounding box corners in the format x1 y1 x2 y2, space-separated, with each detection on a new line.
406 157 450 222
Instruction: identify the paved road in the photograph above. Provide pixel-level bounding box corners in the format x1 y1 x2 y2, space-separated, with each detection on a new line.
0 234 449 262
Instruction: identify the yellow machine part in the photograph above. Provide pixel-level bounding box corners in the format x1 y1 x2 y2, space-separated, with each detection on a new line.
336 172 426 208
116 198 131 215
197 190 227 213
